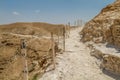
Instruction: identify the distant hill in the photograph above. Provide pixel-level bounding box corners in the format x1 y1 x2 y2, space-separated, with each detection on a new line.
0 22 65 36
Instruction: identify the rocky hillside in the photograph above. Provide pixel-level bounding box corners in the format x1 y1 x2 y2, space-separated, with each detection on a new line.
0 22 65 36
80 0 120 48
0 22 63 80
0 33 59 80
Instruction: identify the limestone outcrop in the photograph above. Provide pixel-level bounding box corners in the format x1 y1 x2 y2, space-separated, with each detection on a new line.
80 0 120 48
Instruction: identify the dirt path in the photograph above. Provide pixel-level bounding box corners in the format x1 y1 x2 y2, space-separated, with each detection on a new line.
39 27 115 80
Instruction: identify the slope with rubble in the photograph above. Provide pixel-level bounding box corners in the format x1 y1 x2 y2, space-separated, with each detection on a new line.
81 0 120 48
80 0 120 77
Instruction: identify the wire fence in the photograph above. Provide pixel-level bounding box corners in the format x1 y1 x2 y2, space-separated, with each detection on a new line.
0 24 72 80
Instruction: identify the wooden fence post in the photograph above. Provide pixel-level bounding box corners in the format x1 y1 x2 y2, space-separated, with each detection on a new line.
57 30 60 44
65 25 67 38
51 32 55 70
63 26 65 51
65 24 69 38
58 34 59 44
68 22 70 35
21 39 28 80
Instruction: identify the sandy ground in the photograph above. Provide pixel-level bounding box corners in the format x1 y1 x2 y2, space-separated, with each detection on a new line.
39 27 115 80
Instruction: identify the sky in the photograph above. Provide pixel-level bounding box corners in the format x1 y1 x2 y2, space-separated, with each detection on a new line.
0 0 115 25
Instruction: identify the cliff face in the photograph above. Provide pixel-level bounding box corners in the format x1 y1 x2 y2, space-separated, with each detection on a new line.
81 0 120 48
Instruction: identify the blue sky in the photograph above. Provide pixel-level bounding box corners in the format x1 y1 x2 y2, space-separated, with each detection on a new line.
0 0 114 25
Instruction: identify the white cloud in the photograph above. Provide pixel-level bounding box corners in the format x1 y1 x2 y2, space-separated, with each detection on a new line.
35 10 40 13
12 11 20 15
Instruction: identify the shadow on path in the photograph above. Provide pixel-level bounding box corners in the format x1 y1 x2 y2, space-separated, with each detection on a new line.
102 69 120 80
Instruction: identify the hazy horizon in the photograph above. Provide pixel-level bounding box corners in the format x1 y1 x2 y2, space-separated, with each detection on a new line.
0 0 114 25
